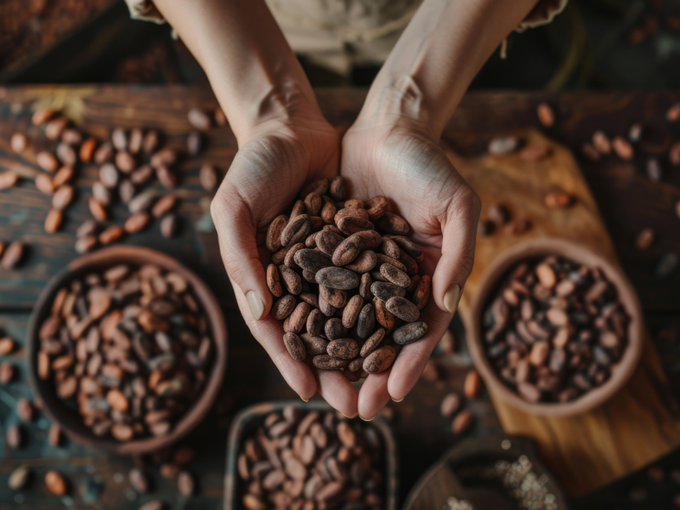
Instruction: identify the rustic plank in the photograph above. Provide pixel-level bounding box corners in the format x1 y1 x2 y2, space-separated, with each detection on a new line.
450 129 680 496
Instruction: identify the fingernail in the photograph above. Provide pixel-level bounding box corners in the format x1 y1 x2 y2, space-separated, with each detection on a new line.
444 283 462 314
301 397 309 403
392 397 404 403
246 291 264 320
344 412 358 419
359 415 374 422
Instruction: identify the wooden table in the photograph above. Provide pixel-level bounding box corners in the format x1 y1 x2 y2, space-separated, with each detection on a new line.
0 86 679 509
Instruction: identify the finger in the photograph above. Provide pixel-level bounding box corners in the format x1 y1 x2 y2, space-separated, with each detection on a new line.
211 180 272 321
316 370 358 418
432 186 481 315
387 304 451 401
233 282 317 401
358 369 392 421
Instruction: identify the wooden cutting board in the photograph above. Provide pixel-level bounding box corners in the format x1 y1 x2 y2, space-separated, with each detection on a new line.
449 129 680 496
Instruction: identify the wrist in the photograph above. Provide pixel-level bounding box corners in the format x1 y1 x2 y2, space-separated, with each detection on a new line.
354 75 445 142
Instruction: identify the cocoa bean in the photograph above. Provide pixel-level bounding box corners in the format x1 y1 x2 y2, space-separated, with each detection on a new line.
37 151 59 172
312 355 349 370
88 197 108 222
119 179 135 204
272 295 297 320
266 264 283 297
200 164 218 190
284 333 306 362
363 345 396 374
151 195 176 218
345 250 377 273
315 267 359 290
156 165 178 189
464 370 482 398
379 263 411 288
364 196 389 221
327 338 359 359
440 393 461 417
294 249 332 273
52 185 74 210
537 103 555 127
0 171 18 190
8 466 31 490
1 241 24 269
342 295 363 329
412 275 431 310
336 216 374 236
300 334 328 355
45 470 67 496
324 318 347 340
80 137 97 162
125 212 150 234
35 173 55 194
187 132 203 155
32 108 57 125
44 209 63 234
393 321 427 345
99 163 119 188
160 214 178 238
360 328 386 357
94 142 114 164
332 233 363 266
359 273 373 300
280 214 312 248
328 176 346 201
288 302 311 333
45 117 68 140
356 303 375 339
279 265 302 295
370 281 406 301
319 285 347 308
112 128 128 151
266 215 288 252
188 108 211 131
52 166 74 188
451 410 473 434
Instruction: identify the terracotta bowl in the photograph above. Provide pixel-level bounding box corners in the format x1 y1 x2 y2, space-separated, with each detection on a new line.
25 245 228 455
467 238 644 417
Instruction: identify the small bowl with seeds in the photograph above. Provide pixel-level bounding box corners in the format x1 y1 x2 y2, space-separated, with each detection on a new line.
224 400 398 509
26 245 228 454
467 238 644 417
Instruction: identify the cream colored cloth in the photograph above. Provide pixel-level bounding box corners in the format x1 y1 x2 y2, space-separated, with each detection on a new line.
126 0 568 75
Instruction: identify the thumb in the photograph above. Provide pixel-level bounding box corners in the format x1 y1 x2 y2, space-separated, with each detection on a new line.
432 187 481 315
211 181 272 321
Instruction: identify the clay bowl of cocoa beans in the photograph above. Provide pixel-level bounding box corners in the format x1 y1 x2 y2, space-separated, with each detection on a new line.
224 400 398 509
468 238 644 417
25 245 228 455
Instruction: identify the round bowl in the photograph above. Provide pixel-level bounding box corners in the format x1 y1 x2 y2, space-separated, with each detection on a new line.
467 238 644 417
26 245 228 455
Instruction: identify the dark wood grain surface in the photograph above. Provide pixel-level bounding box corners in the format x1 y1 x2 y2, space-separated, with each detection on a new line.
0 86 679 508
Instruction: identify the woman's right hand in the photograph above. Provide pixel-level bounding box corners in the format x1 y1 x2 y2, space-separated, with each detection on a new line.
210 114 359 417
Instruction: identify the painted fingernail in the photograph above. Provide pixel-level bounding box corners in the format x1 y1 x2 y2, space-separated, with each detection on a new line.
444 283 462 314
246 291 264 320
359 415 374 422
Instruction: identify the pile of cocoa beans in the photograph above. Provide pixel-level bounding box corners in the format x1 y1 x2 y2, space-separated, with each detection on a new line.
482 255 630 403
264 176 431 378
37 263 214 441
238 406 384 509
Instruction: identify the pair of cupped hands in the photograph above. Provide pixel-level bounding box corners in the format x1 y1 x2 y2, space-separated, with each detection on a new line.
210 98 481 421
